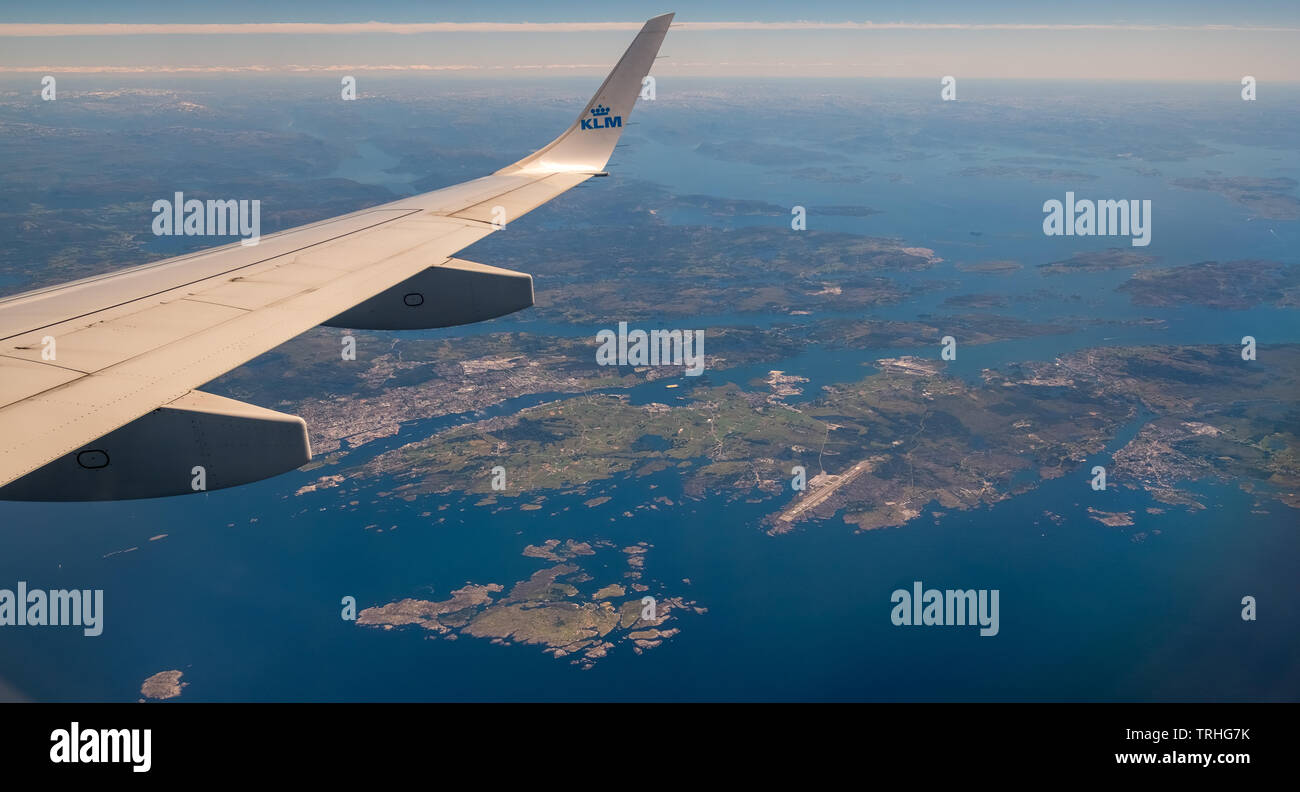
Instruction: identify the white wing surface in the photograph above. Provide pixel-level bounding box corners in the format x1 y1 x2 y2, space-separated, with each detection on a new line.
0 13 673 500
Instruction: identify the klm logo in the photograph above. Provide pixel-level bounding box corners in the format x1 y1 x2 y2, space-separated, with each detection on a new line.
581 104 622 131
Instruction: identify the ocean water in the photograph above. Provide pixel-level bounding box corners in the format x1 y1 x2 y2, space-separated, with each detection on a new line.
2 441 1294 702
0 79 1296 701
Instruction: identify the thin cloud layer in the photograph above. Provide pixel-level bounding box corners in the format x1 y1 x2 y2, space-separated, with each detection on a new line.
2 21 1298 36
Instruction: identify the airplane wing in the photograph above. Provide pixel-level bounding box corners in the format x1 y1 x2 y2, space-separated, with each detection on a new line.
0 13 673 501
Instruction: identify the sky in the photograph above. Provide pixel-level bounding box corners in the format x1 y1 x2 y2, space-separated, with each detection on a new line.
1 1 1297 80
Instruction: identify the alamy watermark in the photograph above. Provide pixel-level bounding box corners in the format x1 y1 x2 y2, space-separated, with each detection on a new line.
890 581 999 637
152 192 261 246
1043 191 1151 247
50 723 150 773
0 582 102 636
596 321 705 376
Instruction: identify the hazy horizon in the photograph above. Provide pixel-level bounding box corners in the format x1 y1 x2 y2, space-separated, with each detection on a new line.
2 1 1298 81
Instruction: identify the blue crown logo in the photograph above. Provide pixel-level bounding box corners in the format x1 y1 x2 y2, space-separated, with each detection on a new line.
590 104 611 117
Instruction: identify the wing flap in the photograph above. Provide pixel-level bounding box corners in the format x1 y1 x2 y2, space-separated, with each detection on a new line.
0 357 82 408
182 278 315 312
449 171 593 225
0 208 419 341
2 299 247 374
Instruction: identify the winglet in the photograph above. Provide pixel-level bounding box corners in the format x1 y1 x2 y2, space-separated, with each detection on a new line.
496 12 673 175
